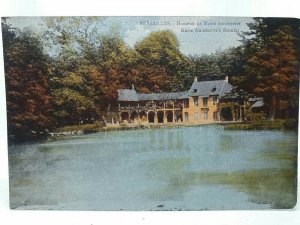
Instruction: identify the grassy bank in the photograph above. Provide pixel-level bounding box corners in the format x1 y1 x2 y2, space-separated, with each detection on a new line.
54 119 298 136
224 119 298 131
56 122 104 134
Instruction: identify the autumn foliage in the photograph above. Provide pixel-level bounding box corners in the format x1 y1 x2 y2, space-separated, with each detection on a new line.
2 22 53 141
1 17 299 142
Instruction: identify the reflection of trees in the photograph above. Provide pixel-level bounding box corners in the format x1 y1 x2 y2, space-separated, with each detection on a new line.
191 168 296 209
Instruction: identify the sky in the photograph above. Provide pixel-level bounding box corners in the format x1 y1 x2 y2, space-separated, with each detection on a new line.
7 16 253 56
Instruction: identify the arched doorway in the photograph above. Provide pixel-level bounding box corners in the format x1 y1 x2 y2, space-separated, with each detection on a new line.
148 111 155 123
184 112 189 122
157 111 164 123
166 110 173 123
139 111 147 122
175 110 183 122
130 111 138 123
121 112 129 121
220 107 233 121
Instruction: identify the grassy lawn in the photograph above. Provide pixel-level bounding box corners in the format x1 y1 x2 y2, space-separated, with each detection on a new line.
225 119 298 131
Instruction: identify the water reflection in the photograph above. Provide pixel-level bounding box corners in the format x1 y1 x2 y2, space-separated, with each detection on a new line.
8 126 298 210
123 128 187 152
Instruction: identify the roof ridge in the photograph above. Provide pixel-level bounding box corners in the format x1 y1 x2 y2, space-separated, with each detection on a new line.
196 79 224 83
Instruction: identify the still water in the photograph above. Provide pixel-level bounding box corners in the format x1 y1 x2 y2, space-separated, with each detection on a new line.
9 125 297 210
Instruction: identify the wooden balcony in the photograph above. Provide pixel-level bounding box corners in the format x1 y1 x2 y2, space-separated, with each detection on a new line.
118 105 182 111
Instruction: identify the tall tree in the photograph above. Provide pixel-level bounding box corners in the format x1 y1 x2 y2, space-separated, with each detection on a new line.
186 47 245 86
44 17 106 123
188 53 225 81
135 30 190 91
241 18 299 119
216 47 246 84
2 19 53 142
45 18 139 117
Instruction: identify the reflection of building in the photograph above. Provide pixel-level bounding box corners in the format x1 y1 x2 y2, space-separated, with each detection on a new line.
117 76 245 124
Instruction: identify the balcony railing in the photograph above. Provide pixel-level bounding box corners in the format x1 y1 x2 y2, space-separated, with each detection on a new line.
118 105 182 111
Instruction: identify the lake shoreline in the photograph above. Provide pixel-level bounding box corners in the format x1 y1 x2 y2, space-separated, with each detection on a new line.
8 119 297 145
49 119 298 138
48 121 240 138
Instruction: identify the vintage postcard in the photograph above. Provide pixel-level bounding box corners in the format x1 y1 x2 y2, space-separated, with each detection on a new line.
1 16 299 210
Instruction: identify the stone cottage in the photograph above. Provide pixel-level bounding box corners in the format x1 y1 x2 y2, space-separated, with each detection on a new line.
117 76 248 124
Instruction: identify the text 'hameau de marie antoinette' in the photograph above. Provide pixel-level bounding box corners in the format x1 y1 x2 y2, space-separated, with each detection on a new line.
139 20 241 32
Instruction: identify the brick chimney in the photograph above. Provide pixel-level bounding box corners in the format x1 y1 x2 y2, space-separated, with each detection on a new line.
194 76 198 82
131 84 134 90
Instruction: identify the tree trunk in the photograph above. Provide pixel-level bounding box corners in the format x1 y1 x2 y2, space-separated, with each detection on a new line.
269 95 277 120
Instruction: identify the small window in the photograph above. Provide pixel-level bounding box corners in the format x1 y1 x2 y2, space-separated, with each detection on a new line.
193 89 197 93
193 96 198 106
194 112 199 121
203 110 208 120
213 112 218 121
184 112 189 122
202 97 208 107
211 86 217 92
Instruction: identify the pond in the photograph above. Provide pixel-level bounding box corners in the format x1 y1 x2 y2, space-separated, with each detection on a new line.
8 125 298 210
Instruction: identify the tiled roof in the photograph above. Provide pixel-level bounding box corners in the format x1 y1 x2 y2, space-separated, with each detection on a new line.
251 100 264 108
117 89 138 101
248 97 263 102
188 80 233 97
118 79 233 101
138 92 188 101
117 89 188 101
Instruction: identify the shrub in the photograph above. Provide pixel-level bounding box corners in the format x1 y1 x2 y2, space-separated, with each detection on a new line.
244 111 266 121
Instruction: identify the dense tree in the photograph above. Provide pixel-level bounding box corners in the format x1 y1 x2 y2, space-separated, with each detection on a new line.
45 17 106 122
89 34 138 106
215 47 246 83
186 47 246 86
50 71 97 126
2 16 299 142
2 20 53 142
240 18 299 119
135 30 190 91
45 18 139 113
188 53 225 81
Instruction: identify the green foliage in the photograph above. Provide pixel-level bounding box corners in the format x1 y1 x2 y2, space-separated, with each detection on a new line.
225 119 298 131
219 102 241 121
188 54 225 81
239 18 299 119
187 47 246 86
56 122 104 133
244 111 266 121
194 168 296 208
2 19 54 142
60 72 84 88
135 30 191 91
2 17 299 143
